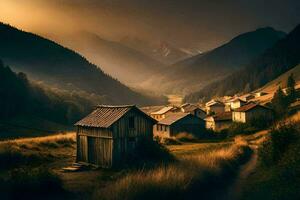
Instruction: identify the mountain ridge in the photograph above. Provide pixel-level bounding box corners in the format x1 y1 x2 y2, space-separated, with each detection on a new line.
185 24 300 102
0 22 163 106
143 27 286 94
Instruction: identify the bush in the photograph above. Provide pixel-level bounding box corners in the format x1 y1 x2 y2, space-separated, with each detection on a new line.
175 132 198 142
259 122 299 167
127 138 175 168
226 123 258 137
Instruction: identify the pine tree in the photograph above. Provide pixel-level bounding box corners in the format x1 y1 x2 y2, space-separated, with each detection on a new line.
286 73 296 103
271 87 288 116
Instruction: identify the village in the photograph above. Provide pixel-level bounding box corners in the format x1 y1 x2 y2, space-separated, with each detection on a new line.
74 85 291 168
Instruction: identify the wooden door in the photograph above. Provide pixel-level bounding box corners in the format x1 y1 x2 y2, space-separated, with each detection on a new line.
78 135 88 162
88 137 97 165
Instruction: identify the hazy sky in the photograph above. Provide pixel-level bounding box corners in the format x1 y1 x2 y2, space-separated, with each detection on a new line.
1 0 299 50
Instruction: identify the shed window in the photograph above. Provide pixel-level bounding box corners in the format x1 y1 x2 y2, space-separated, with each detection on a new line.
129 116 135 129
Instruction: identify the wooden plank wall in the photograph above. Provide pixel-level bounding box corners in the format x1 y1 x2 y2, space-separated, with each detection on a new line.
76 109 154 167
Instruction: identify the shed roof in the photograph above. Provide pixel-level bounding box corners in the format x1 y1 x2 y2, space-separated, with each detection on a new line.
158 113 190 125
234 102 271 112
151 106 174 115
75 105 156 128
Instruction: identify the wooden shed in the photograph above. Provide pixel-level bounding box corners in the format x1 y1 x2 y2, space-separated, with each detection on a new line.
75 105 156 168
153 113 205 138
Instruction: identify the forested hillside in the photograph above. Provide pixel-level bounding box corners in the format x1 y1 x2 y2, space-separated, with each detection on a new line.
0 23 163 106
0 60 92 125
185 24 300 102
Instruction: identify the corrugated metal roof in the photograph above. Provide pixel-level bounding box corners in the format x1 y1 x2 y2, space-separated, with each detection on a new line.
151 106 174 115
75 105 155 128
158 113 190 125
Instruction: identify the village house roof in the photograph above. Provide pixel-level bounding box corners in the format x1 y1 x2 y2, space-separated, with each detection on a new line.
231 98 247 103
206 100 224 107
158 113 190 125
233 102 271 112
181 104 204 113
75 105 156 128
207 112 232 122
140 106 164 115
151 106 174 115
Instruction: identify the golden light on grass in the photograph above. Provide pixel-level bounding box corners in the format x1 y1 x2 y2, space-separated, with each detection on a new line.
95 139 251 200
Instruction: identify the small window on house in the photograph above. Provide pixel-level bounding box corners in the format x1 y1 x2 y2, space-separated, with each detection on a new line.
164 125 167 131
129 116 135 129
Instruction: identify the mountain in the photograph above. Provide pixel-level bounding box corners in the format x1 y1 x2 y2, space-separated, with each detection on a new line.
185 24 300 102
56 32 167 87
0 23 163 105
119 37 193 65
144 27 286 94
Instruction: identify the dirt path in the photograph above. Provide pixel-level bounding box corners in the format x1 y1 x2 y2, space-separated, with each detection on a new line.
222 130 269 200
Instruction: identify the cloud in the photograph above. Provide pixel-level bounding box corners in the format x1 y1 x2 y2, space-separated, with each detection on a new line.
0 0 299 50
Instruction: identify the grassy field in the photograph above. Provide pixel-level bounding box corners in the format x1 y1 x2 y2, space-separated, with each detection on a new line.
0 131 256 200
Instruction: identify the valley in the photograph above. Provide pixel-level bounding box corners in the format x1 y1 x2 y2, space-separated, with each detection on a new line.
0 2 299 199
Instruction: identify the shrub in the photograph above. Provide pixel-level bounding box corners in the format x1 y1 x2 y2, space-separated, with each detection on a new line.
259 122 299 167
126 138 175 168
226 123 258 137
175 132 198 142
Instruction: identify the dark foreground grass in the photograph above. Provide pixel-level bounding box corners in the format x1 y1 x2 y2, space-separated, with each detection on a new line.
0 167 68 200
94 139 252 200
241 122 300 200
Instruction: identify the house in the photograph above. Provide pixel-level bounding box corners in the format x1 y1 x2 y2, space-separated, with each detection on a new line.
180 103 206 119
255 92 268 98
241 94 255 101
232 102 273 123
150 106 176 120
205 112 232 131
206 100 225 115
230 98 247 110
153 113 205 138
75 105 156 168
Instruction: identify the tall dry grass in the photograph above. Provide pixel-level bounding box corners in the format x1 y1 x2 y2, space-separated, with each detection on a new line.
0 132 75 169
94 139 252 200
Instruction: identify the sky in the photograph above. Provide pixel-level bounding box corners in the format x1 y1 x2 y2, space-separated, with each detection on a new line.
0 0 300 51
